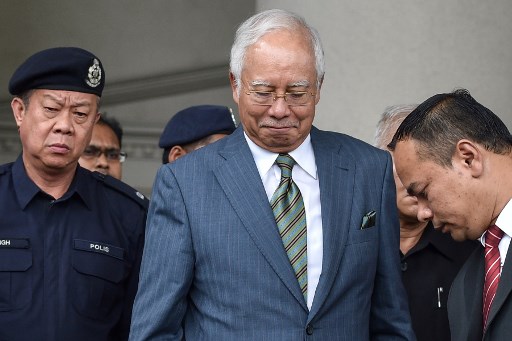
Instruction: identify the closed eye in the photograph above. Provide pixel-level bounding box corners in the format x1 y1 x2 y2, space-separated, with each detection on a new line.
287 92 307 99
253 91 273 98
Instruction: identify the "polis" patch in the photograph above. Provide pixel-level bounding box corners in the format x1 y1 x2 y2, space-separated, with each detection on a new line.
73 239 124 259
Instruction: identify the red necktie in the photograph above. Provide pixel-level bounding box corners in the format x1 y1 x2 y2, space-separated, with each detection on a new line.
483 224 504 328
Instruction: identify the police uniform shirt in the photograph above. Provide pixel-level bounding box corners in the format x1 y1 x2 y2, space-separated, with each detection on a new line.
0 156 147 340
400 222 477 341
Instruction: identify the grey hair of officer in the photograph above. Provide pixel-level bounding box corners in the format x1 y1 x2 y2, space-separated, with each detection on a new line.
374 104 418 150
229 9 325 94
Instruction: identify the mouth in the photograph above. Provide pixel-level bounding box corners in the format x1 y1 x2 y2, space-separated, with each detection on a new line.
434 224 447 233
48 143 70 154
260 119 298 130
266 126 293 131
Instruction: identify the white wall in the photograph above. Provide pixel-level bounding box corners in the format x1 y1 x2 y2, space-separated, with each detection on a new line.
257 0 512 143
1 1 511 196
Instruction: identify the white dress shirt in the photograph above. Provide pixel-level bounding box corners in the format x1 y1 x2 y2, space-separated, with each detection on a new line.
480 198 512 269
244 133 323 310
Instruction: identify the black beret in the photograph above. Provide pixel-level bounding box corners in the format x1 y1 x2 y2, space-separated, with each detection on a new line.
8 47 105 97
159 105 237 148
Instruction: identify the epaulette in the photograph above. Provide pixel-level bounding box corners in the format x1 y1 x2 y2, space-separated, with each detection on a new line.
92 172 149 210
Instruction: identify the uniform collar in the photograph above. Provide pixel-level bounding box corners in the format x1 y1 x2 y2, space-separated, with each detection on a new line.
406 222 462 261
12 155 92 210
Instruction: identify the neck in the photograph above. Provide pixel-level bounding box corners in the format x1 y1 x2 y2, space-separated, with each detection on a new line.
24 161 76 199
400 220 428 255
488 153 512 225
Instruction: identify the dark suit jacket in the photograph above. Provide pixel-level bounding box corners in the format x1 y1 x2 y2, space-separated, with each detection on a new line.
129 127 415 340
448 242 512 340
401 223 477 341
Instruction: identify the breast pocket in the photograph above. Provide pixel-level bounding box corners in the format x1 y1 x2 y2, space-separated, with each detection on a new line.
71 239 128 320
344 225 380 273
0 239 32 312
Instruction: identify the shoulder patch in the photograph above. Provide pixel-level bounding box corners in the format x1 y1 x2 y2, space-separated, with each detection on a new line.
92 172 149 210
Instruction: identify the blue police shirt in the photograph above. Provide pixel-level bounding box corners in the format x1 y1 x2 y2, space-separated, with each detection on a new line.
0 156 148 340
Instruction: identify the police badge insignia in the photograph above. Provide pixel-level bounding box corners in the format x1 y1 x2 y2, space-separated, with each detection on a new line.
228 107 238 126
86 58 102 88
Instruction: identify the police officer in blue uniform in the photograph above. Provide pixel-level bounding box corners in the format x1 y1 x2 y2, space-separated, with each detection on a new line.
0 47 148 340
159 105 237 164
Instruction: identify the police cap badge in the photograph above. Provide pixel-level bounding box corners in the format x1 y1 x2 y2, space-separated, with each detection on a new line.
8 47 105 97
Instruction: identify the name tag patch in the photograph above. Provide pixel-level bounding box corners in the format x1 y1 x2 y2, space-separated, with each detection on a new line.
73 239 124 260
0 238 30 248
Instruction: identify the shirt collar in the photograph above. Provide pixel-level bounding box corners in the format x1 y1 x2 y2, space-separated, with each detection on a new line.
243 132 317 180
479 198 512 246
12 155 92 210
12 155 40 209
405 222 469 261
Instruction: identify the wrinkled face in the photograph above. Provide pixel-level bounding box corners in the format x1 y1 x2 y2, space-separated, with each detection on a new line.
79 123 122 179
392 160 420 225
12 89 99 175
393 139 488 241
231 29 320 153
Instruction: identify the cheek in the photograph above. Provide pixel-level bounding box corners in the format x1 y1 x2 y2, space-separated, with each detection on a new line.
298 109 315 122
78 158 94 168
239 109 261 127
111 163 121 171
398 196 418 213
20 120 46 143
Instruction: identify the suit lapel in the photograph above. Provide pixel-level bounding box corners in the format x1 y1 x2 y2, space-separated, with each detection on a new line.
462 247 485 339
308 128 353 318
213 129 307 309
487 241 512 330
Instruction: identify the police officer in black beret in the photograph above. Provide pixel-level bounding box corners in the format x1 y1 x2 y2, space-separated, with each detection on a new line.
159 104 237 164
0 47 148 340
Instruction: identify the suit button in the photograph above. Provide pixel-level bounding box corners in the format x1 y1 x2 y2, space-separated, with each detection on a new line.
306 324 313 335
401 261 408 271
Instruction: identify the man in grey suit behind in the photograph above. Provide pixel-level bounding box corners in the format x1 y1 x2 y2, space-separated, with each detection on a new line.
129 9 414 340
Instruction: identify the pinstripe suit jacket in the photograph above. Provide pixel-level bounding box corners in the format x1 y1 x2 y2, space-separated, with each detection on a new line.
129 126 415 340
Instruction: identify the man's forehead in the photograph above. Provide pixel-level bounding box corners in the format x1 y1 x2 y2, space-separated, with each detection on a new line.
393 139 421 162
91 126 120 146
38 89 97 107
393 140 422 185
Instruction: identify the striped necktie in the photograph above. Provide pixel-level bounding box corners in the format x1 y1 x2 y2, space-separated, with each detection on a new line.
483 224 504 329
270 154 307 301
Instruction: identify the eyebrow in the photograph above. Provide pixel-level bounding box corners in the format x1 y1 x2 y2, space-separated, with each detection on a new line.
289 80 310 87
406 182 420 196
249 80 311 88
88 144 120 151
42 93 92 108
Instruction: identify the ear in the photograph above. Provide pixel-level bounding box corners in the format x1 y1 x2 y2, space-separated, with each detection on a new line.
168 145 187 163
454 139 483 177
11 97 26 128
94 112 100 124
229 72 240 105
314 75 324 105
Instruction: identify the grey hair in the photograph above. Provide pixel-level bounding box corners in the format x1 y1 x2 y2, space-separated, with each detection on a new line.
374 104 418 149
230 9 325 93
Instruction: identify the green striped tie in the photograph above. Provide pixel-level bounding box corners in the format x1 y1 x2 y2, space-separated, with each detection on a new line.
270 154 307 301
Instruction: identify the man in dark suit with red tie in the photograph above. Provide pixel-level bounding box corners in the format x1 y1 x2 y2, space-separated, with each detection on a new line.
388 89 512 341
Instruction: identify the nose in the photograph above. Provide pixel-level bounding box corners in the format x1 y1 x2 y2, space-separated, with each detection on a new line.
268 96 290 118
95 153 109 170
416 200 433 222
53 111 73 135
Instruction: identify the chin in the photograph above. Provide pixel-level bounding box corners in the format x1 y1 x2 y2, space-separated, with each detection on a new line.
449 228 472 242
